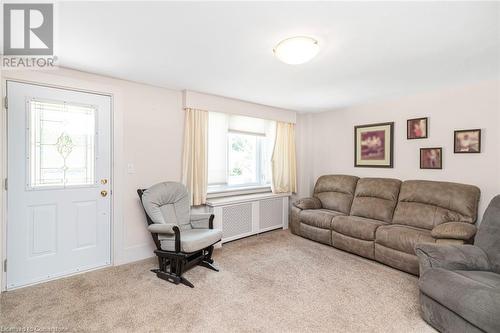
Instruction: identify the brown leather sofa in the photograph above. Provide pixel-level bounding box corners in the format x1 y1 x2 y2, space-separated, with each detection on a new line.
291 175 480 275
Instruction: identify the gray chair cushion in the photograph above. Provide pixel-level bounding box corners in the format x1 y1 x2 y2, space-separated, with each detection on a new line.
148 224 175 234
190 213 212 229
420 268 500 333
300 209 344 229
332 216 388 241
420 292 484 333
475 195 500 274
142 182 222 251
161 229 223 253
415 243 491 275
141 182 191 229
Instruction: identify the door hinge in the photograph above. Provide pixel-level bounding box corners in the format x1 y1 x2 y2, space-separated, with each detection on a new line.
4 178 7 191
3 259 6 272
4 96 7 110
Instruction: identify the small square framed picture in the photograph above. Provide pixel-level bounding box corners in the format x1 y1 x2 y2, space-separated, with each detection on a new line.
454 129 481 153
407 117 428 139
420 147 442 169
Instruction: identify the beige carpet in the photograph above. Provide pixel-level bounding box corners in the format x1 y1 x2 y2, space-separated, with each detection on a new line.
0 230 435 332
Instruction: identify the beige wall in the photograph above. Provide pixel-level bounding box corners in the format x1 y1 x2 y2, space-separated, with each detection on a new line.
0 68 184 289
295 111 313 199
296 80 500 221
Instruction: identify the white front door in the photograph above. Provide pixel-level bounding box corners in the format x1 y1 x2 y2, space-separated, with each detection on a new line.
6 81 112 289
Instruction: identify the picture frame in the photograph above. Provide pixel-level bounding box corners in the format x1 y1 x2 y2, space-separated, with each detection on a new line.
354 122 394 168
454 129 481 153
407 117 428 139
420 147 442 169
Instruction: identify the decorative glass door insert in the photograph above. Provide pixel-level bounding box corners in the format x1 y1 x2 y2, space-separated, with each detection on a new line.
28 99 97 189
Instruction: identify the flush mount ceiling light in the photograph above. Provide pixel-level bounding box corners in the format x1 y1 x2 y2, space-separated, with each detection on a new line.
273 36 320 65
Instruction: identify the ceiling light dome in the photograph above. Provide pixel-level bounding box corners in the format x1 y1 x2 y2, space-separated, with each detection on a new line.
273 36 320 65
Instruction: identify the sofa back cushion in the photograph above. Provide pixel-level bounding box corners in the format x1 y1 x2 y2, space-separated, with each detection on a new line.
313 175 359 214
350 178 402 222
392 180 480 230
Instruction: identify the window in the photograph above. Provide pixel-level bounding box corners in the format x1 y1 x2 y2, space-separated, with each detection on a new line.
28 99 97 189
208 112 275 193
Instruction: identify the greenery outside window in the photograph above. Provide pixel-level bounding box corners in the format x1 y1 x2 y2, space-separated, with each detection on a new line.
208 112 275 194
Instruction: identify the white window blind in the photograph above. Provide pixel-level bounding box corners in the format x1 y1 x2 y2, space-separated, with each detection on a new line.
208 112 276 192
228 115 269 136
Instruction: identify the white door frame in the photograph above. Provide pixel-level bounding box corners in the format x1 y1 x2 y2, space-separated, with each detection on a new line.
1 79 116 291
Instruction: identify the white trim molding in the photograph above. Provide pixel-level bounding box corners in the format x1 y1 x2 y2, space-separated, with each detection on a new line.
183 90 296 124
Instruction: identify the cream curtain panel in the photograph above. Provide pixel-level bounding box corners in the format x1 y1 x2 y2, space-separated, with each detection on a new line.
271 121 297 193
181 108 208 205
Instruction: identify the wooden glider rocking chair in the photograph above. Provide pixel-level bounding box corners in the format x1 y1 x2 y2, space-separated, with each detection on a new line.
137 182 222 288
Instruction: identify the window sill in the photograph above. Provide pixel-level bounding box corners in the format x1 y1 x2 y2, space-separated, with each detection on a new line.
206 191 291 207
206 185 271 199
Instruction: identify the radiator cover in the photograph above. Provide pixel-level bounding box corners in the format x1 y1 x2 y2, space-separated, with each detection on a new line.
207 194 289 243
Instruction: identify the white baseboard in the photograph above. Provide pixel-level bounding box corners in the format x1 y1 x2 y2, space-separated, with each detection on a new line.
116 243 155 266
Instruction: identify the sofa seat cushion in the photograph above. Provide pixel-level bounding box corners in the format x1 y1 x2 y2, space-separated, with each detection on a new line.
300 209 344 229
332 216 388 241
300 223 331 245
420 269 500 333
376 225 435 255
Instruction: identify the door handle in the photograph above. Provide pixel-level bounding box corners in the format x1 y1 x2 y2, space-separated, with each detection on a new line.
101 190 108 197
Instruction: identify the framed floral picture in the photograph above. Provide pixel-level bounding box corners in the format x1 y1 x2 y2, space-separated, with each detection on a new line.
407 117 428 139
420 147 442 169
354 122 394 168
454 129 481 153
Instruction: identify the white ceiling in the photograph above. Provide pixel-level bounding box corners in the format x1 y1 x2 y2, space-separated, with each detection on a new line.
54 1 499 113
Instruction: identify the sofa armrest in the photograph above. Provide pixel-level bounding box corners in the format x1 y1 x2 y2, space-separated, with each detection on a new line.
293 197 322 210
431 222 477 241
415 243 490 275
147 223 176 234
